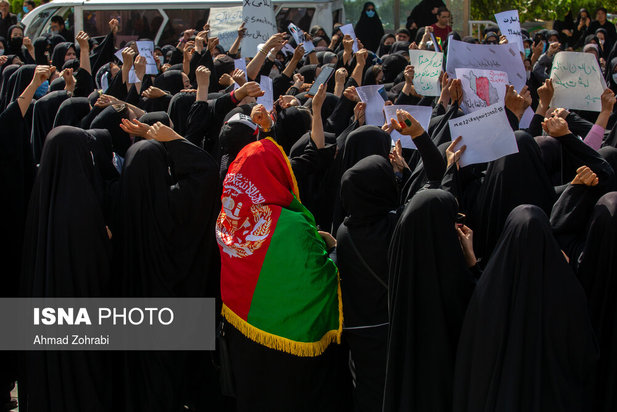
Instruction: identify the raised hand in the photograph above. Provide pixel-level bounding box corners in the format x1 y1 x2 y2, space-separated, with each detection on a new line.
389 109 424 139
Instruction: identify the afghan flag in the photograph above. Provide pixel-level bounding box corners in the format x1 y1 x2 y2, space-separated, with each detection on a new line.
216 137 342 357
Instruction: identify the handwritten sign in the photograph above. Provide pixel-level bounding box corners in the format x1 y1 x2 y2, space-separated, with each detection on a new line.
356 85 386 126
383 105 432 149
242 0 276 58
256 75 273 111
448 104 518 167
409 50 442 97
550 52 606 112
495 10 524 53
339 24 359 53
136 41 157 75
446 38 526 93
455 68 508 113
209 6 243 51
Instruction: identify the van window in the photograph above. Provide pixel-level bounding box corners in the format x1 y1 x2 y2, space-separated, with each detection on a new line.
159 9 210 46
83 10 164 46
276 7 315 33
332 8 342 25
24 6 59 39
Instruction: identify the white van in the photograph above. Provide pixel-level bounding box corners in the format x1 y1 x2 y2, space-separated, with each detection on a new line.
21 0 345 46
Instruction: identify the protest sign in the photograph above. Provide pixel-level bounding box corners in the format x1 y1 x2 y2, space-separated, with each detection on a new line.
495 10 524 53
356 85 386 126
242 0 276 58
339 24 359 52
446 38 526 92
136 40 157 75
209 6 243 51
288 23 315 55
256 75 274 111
448 104 518 167
455 68 508 113
383 105 433 149
550 52 606 112
409 50 443 97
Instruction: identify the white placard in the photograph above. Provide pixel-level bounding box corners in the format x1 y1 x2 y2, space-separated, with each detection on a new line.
339 24 359 53
456 68 508 113
356 85 386 126
409 50 442 97
550 52 607 112
495 10 524 53
448 104 518 167
136 40 157 75
446 38 526 93
242 0 277 58
209 6 243 51
256 75 273 112
383 105 433 149
288 23 314 56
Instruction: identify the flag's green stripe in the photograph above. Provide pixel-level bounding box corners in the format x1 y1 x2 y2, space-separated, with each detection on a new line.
247 198 339 342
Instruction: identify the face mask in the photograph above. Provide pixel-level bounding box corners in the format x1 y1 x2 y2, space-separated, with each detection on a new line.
612 73 617 84
599 39 605 45
366 10 375 18
524 48 531 58
156 55 163 65
10 37 23 49
0 49 4 56
381 44 391 54
22 6 28 13
526 70 531 80
34 81 49 98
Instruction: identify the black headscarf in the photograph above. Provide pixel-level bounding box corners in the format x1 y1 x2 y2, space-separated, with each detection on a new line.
167 91 196 135
53 96 91 128
48 33 66 51
384 188 474 412
382 54 408 84
298 64 318 83
0 63 20 110
153 69 185 95
576 192 617 412
274 106 312 155
408 0 445 28
376 34 396 57
354 2 385 52
471 131 556 262
453 205 598 412
19 125 114 412
90 104 132 157
332 125 392 233
7 64 35 104
33 36 50 65
30 90 70 163
138 111 171 127
51 42 75 69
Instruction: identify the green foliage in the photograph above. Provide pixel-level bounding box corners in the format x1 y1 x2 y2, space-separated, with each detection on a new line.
9 0 42 15
470 0 604 22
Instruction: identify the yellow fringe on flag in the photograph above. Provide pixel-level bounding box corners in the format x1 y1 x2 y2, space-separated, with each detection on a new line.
222 273 344 357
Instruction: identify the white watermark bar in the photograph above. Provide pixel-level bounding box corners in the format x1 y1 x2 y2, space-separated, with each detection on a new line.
0 298 215 351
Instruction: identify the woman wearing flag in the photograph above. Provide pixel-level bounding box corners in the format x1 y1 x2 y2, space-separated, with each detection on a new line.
216 107 342 411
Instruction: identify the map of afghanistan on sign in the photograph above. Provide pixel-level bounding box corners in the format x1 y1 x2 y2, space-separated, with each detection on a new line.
456 68 508 114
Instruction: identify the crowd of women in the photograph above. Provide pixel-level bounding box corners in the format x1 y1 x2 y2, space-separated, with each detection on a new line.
1 2 617 411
